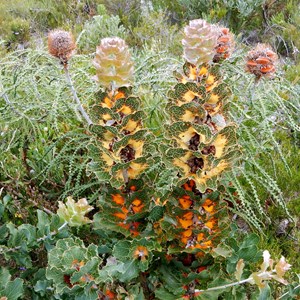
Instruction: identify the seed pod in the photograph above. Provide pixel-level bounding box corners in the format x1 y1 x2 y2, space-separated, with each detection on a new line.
182 19 218 66
245 43 278 79
48 30 76 66
93 37 134 89
213 27 235 62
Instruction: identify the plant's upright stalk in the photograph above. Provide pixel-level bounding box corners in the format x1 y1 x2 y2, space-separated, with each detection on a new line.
161 19 240 255
87 37 154 237
63 66 93 126
47 29 92 126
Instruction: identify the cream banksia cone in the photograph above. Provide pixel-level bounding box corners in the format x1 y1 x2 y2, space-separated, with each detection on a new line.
93 37 134 89
182 19 218 66
246 43 278 79
213 27 235 62
48 30 76 67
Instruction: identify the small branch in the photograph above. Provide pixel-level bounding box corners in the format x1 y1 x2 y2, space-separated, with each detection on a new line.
195 277 252 294
64 66 93 126
27 198 54 215
195 271 278 294
0 85 23 117
278 284 300 299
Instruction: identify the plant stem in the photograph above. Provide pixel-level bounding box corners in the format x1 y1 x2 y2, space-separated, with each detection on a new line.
64 66 93 126
194 277 252 294
278 284 300 299
0 82 22 117
195 271 276 294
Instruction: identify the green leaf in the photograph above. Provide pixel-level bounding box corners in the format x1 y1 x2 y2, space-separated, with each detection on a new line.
112 240 131 260
34 280 49 296
1 278 24 300
238 245 258 261
37 210 51 237
0 268 11 288
155 287 181 300
118 260 139 282
98 257 125 282
148 206 164 222
0 202 4 219
258 284 271 300
3 194 12 206
240 233 259 248
212 243 233 258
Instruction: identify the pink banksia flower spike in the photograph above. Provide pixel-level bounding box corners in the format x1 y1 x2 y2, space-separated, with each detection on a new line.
48 29 76 67
245 43 278 79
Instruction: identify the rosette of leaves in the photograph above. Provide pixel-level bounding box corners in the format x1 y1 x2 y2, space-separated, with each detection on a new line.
46 237 102 299
57 197 94 227
213 27 235 63
88 39 155 187
96 238 161 284
48 30 76 67
93 37 134 89
182 19 218 66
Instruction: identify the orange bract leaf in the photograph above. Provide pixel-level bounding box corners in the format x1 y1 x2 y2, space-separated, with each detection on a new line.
178 218 193 229
260 66 275 73
205 217 217 229
105 290 116 300
114 212 127 220
133 245 149 261
179 196 193 209
131 198 144 213
112 194 125 206
202 199 215 213
256 57 271 65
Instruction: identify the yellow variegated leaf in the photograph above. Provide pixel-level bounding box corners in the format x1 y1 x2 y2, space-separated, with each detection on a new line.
102 130 117 150
212 132 229 158
117 104 133 115
176 126 208 149
183 90 203 102
121 119 141 134
173 151 193 175
196 160 229 185
128 162 148 179
101 151 115 167
206 93 220 104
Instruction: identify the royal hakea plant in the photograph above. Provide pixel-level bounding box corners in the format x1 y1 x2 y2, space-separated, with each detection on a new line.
161 19 239 254
42 22 293 300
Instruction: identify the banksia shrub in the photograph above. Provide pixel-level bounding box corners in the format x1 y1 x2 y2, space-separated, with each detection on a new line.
48 30 76 66
246 43 278 79
182 19 218 66
93 37 134 89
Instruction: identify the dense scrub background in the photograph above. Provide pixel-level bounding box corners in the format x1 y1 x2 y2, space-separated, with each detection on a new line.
0 0 299 299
